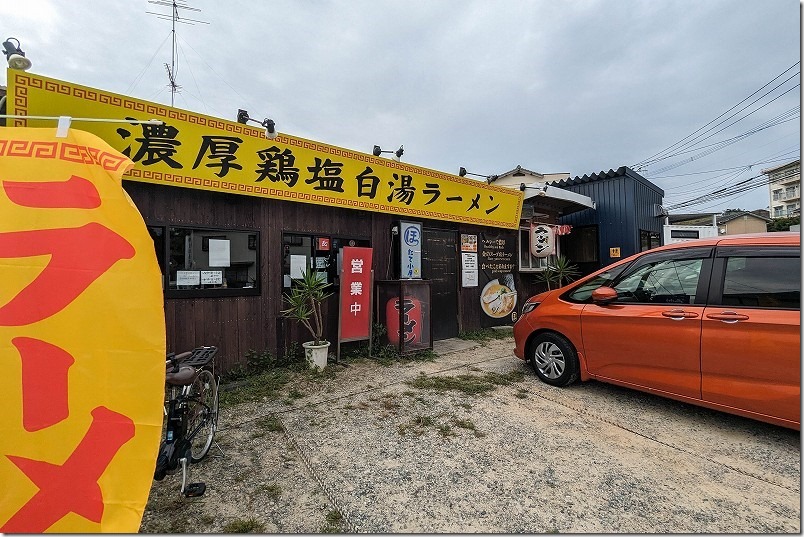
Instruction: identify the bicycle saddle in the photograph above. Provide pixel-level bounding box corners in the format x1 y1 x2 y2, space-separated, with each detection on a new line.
165 365 199 386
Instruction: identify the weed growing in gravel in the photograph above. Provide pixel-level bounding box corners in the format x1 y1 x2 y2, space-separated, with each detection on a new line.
438 423 455 437
459 327 513 343
321 510 344 532
255 483 282 500
405 371 523 395
453 417 486 438
251 415 284 438
452 418 477 431
381 394 402 410
219 369 295 407
223 517 266 533
199 514 215 525
398 414 436 436
515 388 529 399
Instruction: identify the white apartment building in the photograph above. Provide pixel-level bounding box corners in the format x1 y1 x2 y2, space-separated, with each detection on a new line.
765 160 800 218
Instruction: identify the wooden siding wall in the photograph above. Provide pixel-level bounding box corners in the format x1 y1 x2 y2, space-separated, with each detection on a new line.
124 181 393 373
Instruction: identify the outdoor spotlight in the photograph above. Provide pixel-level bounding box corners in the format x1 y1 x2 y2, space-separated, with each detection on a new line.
373 144 404 160
236 109 277 139
459 167 495 180
262 118 277 140
3 37 32 71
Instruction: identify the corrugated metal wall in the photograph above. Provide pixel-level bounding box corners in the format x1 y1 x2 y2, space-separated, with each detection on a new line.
559 171 664 269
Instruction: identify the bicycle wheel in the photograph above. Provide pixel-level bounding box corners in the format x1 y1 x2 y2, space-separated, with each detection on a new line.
186 369 217 462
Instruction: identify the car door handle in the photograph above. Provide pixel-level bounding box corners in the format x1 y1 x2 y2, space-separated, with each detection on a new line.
661 309 699 320
706 311 749 323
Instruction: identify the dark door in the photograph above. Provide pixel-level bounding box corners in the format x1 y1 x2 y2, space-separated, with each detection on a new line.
422 229 459 340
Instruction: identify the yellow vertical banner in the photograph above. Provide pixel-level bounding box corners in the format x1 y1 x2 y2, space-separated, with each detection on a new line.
0 127 165 532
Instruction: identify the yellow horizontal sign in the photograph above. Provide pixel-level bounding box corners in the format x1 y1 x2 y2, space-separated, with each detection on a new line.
8 71 523 229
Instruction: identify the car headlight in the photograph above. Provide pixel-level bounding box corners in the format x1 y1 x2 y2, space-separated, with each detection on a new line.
521 301 540 314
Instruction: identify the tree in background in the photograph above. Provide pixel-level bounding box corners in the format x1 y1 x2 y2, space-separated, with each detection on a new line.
767 216 800 232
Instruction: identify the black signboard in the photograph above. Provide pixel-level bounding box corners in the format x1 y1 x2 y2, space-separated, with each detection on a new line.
478 231 518 327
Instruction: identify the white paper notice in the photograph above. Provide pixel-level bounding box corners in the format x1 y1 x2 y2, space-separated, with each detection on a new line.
462 252 478 270
290 255 307 279
201 270 223 285
208 239 231 267
176 270 200 286
461 252 478 287
462 270 478 287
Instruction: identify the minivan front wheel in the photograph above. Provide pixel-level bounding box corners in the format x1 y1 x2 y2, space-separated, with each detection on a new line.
530 333 579 387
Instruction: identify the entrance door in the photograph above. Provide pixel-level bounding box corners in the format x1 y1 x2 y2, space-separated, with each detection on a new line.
422 229 459 340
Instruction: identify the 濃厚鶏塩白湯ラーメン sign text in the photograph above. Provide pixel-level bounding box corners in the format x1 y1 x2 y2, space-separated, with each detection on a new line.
6 71 523 229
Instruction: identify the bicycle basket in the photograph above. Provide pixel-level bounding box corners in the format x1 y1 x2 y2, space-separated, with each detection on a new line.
183 346 218 368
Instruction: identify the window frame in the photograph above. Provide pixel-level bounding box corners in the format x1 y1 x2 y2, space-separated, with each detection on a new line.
149 223 262 298
282 231 371 290
604 247 714 306
707 246 800 310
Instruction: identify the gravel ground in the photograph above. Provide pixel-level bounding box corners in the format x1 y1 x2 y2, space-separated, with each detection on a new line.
139 336 801 533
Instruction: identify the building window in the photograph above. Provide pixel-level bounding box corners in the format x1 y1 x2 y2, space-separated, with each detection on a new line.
148 225 259 296
561 225 599 263
282 233 370 287
640 230 661 251
670 229 700 240
774 206 785 217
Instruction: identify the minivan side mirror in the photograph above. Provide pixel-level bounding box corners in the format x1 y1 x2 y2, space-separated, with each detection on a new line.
591 286 618 305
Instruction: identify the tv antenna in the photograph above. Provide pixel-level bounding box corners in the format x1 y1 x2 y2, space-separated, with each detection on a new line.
147 0 208 107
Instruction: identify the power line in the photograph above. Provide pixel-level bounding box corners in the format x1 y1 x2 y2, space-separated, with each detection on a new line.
632 61 800 168
666 166 799 211
645 107 799 176
637 76 800 168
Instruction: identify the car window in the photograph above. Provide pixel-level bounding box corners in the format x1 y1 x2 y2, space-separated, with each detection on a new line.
565 265 627 302
613 258 703 304
720 256 800 309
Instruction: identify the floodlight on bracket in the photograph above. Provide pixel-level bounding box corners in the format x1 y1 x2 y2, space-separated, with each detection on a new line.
3 37 32 71
372 144 404 161
520 182 549 196
236 109 277 139
459 167 498 182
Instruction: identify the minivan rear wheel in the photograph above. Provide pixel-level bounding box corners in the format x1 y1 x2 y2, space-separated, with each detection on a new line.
530 333 579 387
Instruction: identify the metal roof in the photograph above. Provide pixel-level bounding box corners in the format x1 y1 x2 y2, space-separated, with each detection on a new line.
549 166 665 197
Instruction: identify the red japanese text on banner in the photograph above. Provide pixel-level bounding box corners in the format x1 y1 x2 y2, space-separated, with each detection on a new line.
339 247 373 341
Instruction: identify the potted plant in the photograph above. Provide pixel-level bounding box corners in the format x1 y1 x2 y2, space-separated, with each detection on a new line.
281 268 333 370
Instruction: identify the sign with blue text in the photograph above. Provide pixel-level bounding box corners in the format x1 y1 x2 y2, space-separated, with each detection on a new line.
399 221 422 279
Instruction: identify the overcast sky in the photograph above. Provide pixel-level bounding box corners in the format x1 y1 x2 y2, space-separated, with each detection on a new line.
4 0 801 213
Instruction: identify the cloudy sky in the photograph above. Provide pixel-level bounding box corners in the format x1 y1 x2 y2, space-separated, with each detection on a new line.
4 0 800 213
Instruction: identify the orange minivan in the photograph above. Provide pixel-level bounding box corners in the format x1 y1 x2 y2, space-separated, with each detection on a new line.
513 232 800 429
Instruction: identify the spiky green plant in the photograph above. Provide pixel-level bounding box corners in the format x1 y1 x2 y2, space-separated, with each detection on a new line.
280 268 332 345
551 255 581 288
534 255 581 290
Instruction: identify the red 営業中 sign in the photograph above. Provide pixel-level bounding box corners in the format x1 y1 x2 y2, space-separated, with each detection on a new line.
339 247 373 341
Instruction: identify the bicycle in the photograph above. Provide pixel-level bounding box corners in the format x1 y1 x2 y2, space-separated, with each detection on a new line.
153 345 219 497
